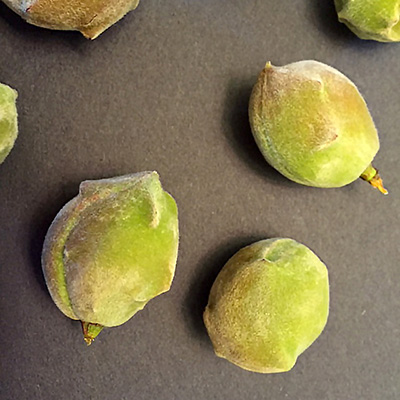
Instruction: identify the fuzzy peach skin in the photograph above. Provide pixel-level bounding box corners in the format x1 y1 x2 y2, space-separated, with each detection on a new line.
0 83 18 164
42 172 179 344
2 0 140 39
335 0 400 42
249 60 386 193
204 239 329 373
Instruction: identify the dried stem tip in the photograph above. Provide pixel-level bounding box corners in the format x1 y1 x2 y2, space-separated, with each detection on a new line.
361 165 388 195
81 322 104 346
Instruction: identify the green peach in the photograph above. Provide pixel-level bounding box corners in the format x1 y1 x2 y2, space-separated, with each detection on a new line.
2 0 140 39
0 83 18 165
335 0 400 42
249 60 387 194
204 239 329 373
42 172 179 344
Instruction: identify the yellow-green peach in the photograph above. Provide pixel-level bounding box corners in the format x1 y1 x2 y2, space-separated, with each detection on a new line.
0 83 18 165
335 0 400 42
42 172 179 344
2 0 140 39
204 239 329 373
249 60 387 194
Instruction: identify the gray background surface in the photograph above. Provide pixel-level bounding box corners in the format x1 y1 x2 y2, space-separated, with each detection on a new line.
0 1 399 399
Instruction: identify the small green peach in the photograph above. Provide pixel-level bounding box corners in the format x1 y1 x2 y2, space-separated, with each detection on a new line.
335 0 400 42
249 60 387 194
0 83 18 165
204 238 329 373
2 0 140 39
42 172 179 344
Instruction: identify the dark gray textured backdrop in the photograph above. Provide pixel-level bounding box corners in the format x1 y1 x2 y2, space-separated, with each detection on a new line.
0 1 399 399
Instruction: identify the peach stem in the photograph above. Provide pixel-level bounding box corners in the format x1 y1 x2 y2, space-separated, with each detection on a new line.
360 164 388 195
